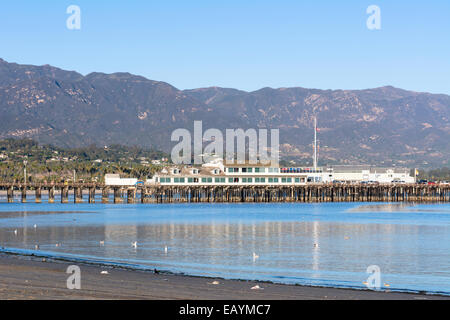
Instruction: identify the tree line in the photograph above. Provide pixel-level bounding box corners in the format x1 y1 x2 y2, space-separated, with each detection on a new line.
418 167 450 181
0 138 168 183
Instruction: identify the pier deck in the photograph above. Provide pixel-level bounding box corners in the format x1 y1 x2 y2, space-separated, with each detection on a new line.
0 183 449 203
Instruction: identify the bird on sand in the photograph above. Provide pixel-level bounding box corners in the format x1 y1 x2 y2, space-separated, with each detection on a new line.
251 285 263 290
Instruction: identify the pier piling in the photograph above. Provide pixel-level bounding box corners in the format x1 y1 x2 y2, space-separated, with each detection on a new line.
61 186 69 203
88 187 95 203
0 183 448 204
35 187 41 203
7 187 13 203
74 187 83 203
127 188 135 204
102 187 109 203
114 187 123 204
21 187 26 203
48 187 55 203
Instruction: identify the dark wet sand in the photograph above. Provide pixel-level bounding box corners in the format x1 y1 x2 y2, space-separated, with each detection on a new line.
0 253 448 300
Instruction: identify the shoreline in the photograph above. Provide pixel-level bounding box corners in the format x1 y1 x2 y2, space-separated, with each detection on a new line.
0 252 448 300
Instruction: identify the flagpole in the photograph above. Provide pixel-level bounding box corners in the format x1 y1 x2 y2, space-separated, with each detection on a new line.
313 117 317 171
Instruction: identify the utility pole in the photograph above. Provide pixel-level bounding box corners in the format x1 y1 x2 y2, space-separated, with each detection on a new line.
23 159 28 186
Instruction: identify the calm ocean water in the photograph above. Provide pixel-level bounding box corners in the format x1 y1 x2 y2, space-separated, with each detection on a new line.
1 196 449 295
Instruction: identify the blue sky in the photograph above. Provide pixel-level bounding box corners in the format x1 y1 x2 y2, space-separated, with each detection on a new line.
0 0 449 94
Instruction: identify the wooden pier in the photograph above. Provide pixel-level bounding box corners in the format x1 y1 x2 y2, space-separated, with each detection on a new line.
0 183 449 203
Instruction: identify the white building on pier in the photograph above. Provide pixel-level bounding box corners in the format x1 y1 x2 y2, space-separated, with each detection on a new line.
149 159 414 186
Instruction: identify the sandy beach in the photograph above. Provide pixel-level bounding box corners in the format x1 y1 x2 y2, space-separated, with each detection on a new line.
0 253 448 300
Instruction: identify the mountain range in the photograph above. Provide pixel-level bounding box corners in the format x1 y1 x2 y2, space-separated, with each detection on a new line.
0 58 448 167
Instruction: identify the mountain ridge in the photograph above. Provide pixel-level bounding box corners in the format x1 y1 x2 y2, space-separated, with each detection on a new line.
0 58 448 167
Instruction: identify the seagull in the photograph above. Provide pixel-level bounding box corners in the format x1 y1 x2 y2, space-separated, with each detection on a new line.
100 271 109 275
13 229 17 236
33 224 37 229
164 246 168 254
99 240 105 246
34 245 40 250
252 252 259 261
208 281 220 285
131 241 138 248
251 285 263 290
314 243 319 248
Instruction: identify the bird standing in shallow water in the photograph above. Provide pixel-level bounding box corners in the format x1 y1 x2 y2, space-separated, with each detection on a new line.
131 241 137 248
13 229 17 236
164 246 168 254
253 252 259 261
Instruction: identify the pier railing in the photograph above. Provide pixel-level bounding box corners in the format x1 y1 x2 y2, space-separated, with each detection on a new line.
0 183 449 203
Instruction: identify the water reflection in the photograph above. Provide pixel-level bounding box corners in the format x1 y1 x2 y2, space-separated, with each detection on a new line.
0 202 449 294
349 203 412 212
